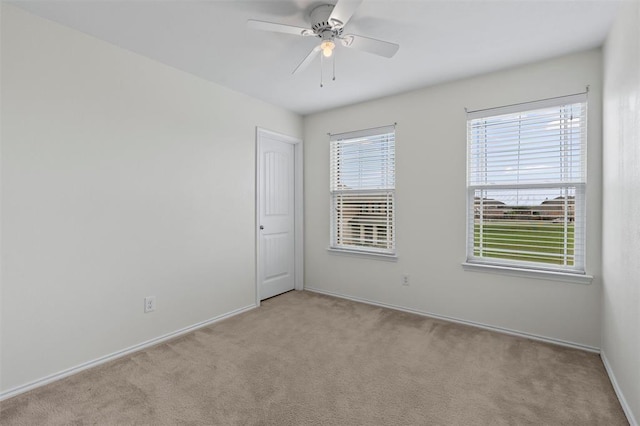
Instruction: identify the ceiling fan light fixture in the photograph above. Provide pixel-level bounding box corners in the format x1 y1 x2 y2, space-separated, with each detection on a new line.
320 39 335 57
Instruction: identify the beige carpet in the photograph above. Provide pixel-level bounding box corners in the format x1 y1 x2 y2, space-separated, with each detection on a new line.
0 290 627 425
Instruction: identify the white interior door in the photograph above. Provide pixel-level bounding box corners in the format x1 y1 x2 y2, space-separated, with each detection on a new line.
258 131 295 300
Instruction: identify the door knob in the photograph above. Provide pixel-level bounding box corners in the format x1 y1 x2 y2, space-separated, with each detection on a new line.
259 225 264 230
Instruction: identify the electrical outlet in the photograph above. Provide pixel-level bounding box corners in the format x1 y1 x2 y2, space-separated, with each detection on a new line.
402 274 410 286
144 296 156 313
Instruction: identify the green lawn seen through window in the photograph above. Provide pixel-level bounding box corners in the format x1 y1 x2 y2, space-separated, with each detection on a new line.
474 221 575 265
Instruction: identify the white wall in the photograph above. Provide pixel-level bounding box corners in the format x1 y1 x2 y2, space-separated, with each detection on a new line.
0 4 302 394
602 1 640 424
304 50 603 349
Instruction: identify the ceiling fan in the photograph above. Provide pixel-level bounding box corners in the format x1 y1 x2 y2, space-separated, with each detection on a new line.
247 0 399 78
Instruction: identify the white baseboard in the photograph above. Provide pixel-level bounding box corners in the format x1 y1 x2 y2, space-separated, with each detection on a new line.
305 287 600 353
0 303 257 402
601 351 638 426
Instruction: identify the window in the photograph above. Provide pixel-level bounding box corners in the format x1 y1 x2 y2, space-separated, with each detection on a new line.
330 125 396 256
466 94 587 274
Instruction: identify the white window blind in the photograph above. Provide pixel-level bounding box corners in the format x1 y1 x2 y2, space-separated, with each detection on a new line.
330 125 396 255
466 94 587 273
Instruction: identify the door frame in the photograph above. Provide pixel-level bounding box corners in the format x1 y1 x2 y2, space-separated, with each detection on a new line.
255 127 303 306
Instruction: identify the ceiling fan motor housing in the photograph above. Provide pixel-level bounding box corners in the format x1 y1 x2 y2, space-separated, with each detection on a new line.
310 4 344 38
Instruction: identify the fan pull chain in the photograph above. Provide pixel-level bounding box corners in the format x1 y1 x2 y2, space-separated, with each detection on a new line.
320 53 324 88
332 52 336 81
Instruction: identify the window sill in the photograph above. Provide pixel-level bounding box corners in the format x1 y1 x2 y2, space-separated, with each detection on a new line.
327 247 398 262
461 262 593 285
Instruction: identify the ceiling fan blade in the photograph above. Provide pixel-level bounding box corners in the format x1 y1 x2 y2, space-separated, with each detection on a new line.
247 19 314 37
293 46 321 74
341 34 399 58
329 0 364 28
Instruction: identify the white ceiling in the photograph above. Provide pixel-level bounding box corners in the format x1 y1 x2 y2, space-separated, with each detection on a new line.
12 0 620 115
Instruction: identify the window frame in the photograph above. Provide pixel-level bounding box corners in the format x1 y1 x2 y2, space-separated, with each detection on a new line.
328 125 396 258
464 93 589 279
